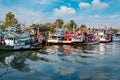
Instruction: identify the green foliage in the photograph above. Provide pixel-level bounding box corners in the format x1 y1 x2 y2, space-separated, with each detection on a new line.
30 24 39 28
3 12 18 28
80 24 87 28
108 27 119 34
55 19 64 28
64 20 77 32
64 23 71 32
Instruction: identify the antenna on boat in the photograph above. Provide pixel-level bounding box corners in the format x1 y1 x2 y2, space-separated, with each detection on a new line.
23 22 26 31
73 24 75 33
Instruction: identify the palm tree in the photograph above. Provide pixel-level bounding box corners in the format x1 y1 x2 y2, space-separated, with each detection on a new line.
69 20 77 32
55 19 64 28
4 12 18 28
79 24 87 32
64 20 77 32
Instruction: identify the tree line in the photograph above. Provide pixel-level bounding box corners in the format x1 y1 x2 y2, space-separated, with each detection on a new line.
0 12 119 34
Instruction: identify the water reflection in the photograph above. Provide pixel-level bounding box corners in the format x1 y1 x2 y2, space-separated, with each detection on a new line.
0 45 94 72
0 51 49 72
0 44 102 67
4 51 35 72
55 65 75 76
63 45 71 56
46 45 85 56
46 45 92 65
99 43 106 54
0 42 120 80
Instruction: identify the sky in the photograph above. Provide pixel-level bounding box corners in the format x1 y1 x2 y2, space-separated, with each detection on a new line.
0 0 120 28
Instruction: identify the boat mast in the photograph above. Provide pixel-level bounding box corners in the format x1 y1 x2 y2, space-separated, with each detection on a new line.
73 25 75 33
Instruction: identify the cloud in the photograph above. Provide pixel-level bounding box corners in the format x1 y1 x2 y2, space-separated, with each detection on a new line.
87 14 120 28
0 0 120 28
14 8 51 25
53 6 76 17
29 0 68 5
79 0 109 10
27 0 52 5
93 14 120 19
79 2 91 9
94 15 100 19
0 5 50 26
92 0 109 10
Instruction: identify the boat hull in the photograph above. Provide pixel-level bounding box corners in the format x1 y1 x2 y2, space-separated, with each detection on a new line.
99 38 111 43
100 40 110 43
84 40 99 45
113 37 120 41
47 39 84 45
0 44 42 52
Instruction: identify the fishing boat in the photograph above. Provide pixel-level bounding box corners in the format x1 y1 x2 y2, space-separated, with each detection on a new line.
47 28 72 44
113 32 120 41
64 33 84 44
83 33 99 45
0 26 42 51
47 28 85 45
98 32 111 43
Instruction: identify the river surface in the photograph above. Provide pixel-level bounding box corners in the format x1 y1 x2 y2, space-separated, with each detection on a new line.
0 42 120 80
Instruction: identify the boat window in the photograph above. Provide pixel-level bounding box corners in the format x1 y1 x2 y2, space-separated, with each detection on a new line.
52 36 57 39
8 38 14 40
67 39 70 40
58 37 64 40
58 37 61 38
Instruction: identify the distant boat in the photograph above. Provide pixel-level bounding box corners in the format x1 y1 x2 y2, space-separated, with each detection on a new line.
113 32 120 41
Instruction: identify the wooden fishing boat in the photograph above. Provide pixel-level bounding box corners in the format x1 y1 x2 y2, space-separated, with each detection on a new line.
98 32 112 43
0 26 42 51
47 28 73 45
47 28 84 45
83 33 99 45
113 32 120 41
65 33 84 43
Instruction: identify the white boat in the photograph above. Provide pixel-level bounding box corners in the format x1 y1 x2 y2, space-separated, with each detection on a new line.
113 36 120 41
0 26 42 51
47 28 85 45
64 32 84 44
71 34 84 43
98 32 111 43
113 32 120 41
47 28 72 44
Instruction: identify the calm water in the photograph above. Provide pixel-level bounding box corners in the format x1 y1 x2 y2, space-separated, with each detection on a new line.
0 42 120 80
